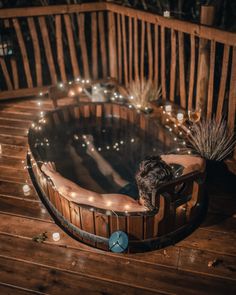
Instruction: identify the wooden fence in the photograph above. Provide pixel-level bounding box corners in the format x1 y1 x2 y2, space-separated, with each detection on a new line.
0 2 235 131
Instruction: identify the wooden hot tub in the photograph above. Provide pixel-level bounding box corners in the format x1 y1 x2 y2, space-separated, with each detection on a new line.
27 102 207 252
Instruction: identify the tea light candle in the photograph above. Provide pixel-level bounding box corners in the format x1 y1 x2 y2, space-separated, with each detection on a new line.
163 10 170 18
52 232 60 242
23 184 30 194
165 104 172 113
177 113 184 122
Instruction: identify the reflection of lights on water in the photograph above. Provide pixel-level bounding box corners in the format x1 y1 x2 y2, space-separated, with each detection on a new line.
120 140 124 144
106 146 110 150
179 132 183 136
74 135 79 140
111 97 115 101
130 138 134 143
116 148 119 151
40 111 44 117
39 92 43 96
86 141 90 145
182 141 186 145
82 143 86 147
98 147 102 151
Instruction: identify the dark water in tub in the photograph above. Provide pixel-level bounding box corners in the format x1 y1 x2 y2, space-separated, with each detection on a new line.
34 117 177 194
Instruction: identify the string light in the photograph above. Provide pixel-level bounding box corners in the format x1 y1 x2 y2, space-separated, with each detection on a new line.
59 83 64 88
75 77 80 82
68 81 72 85
39 92 43 96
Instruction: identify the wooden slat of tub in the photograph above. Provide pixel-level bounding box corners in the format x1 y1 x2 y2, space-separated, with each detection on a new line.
120 105 128 120
178 31 186 109
110 215 127 234
227 46 236 131
80 208 96 246
127 215 143 241
144 215 155 239
13 18 33 88
60 197 71 222
147 22 153 81
0 284 40 295
98 12 108 78
82 104 90 118
54 190 63 214
112 103 120 118
117 13 122 84
108 11 117 79
188 34 196 110
154 25 159 84
62 108 71 123
104 103 112 118
91 12 98 79
0 58 13 90
52 111 61 126
128 16 133 83
170 29 176 102
121 14 128 87
27 17 42 87
95 212 109 250
70 203 82 228
207 41 216 119
96 104 102 118
55 15 67 83
140 20 145 83
78 13 90 79
134 17 139 81
216 45 230 122
74 105 80 119
160 27 166 100
38 16 57 85
64 14 80 79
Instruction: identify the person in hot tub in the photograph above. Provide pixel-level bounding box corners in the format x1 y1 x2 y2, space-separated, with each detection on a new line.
41 143 205 212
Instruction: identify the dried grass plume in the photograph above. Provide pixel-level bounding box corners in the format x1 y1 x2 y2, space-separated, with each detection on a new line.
127 79 161 110
187 117 236 161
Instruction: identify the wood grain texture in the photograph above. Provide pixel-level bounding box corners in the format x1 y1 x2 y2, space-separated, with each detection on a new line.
188 35 196 110
169 29 176 102
98 12 108 78
121 14 128 86
77 13 90 79
0 58 13 90
108 11 117 79
55 15 67 83
206 40 216 119
178 31 186 109
13 18 33 88
38 16 57 85
91 12 98 79
160 27 166 100
227 46 236 131
27 17 42 87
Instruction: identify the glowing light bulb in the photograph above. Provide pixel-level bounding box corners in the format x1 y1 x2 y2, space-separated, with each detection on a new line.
120 140 124 144
69 81 72 85
93 86 97 90
40 111 44 117
165 104 172 113
39 92 43 96
129 105 132 108
69 90 75 97
130 96 134 100
77 86 83 93
52 232 60 242
59 83 64 88
31 123 35 128
37 101 41 106
176 148 180 152
174 137 177 141
111 97 115 101
131 138 134 143
106 146 110 150
86 79 90 83
76 77 80 82
104 90 108 94
98 147 102 152
188 151 191 154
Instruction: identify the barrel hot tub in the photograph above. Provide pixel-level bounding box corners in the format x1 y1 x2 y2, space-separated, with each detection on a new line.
28 102 206 252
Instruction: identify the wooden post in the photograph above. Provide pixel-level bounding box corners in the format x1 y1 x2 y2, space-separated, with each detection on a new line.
196 5 215 114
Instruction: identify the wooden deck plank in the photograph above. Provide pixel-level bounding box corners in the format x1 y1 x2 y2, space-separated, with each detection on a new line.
0 234 235 294
0 180 38 200
0 256 159 295
0 283 45 295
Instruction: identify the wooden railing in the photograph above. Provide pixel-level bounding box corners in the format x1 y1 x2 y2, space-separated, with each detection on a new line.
0 2 235 132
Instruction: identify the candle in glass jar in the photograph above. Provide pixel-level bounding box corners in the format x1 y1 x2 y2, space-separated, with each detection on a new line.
52 232 60 242
165 104 172 113
163 10 170 18
177 113 184 122
23 184 30 195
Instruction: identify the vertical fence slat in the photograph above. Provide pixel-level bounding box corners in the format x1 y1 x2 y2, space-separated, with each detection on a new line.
129 16 133 83
91 12 98 79
108 11 117 79
147 22 153 81
216 45 230 121
140 20 145 83
4 19 19 89
206 40 216 119
28 17 42 87
154 25 159 84
55 14 67 83
38 16 57 85
117 13 122 83
160 27 166 100
134 17 139 81
64 14 80 79
178 31 186 109
228 46 236 131
121 14 128 87
169 29 176 102
13 18 33 88
0 58 13 90
98 12 107 78
78 13 90 79
188 35 195 110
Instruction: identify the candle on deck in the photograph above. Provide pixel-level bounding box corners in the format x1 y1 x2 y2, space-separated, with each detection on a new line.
52 232 60 242
23 184 31 195
165 104 172 114
177 113 184 122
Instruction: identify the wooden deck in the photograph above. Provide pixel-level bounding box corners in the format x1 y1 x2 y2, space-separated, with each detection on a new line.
0 97 235 295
